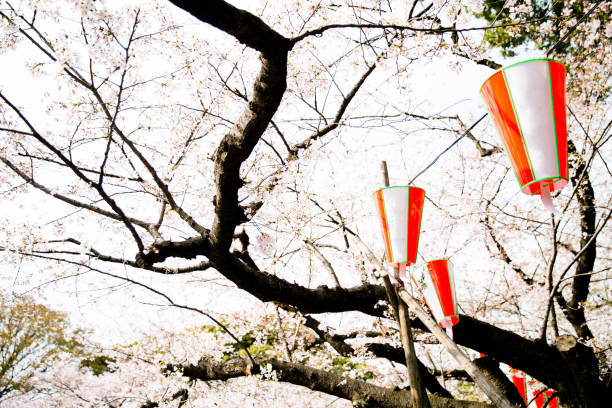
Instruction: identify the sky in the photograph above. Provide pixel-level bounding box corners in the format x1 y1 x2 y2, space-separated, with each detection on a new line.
0 0 587 348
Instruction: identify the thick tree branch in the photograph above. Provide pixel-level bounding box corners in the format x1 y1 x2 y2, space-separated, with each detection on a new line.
169 357 492 408
398 291 514 408
212 253 386 315
168 0 291 56
472 357 526 407
134 236 211 268
555 335 605 408
207 44 289 251
454 315 609 407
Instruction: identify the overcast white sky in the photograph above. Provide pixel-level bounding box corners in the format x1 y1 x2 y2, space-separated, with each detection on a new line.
0 0 550 345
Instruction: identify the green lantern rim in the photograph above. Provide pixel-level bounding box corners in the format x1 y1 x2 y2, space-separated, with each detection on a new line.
479 58 567 95
520 176 568 195
438 314 460 326
547 60 562 179
372 185 425 195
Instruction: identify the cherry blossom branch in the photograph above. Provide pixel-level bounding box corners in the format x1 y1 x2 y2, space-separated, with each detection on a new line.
290 18 556 44
288 64 376 156
15 152 143 182
86 264 256 368
81 42 209 238
301 314 454 398
1 249 255 367
3 4 209 238
483 213 537 286
97 11 140 187
0 92 146 253
555 140 599 340
0 4 90 86
541 201 612 342
540 216 560 341
453 116 501 157
482 179 537 286
452 51 502 70
0 155 151 230
254 64 378 211
304 240 341 288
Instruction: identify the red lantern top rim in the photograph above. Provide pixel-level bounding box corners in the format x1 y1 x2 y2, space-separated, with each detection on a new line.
372 185 425 196
479 58 567 95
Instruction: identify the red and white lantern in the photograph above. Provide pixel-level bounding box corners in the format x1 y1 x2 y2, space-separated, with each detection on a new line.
511 369 528 404
373 186 425 272
531 382 558 408
511 369 558 408
480 59 568 212
540 390 558 408
410 259 459 337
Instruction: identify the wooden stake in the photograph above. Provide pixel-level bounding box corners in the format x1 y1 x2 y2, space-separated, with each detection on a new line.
378 161 514 408
380 161 431 408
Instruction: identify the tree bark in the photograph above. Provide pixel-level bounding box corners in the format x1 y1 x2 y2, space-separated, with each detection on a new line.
555 140 596 341
169 357 493 408
554 335 607 408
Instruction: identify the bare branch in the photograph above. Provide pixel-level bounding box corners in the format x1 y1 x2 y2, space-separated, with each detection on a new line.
291 19 555 44
304 240 341 288
289 64 376 155
0 154 151 230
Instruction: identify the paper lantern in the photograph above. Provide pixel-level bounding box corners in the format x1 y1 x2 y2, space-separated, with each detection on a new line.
530 381 546 407
373 186 425 268
410 259 459 336
511 369 528 404
480 59 568 212
540 390 558 408
531 383 558 408
511 370 558 408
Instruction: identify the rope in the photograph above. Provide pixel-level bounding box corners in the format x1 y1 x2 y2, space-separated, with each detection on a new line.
408 113 486 184
545 0 605 57
408 0 605 184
